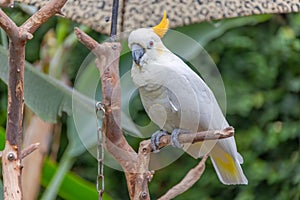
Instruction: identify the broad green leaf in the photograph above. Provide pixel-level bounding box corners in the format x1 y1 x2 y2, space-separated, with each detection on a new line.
0 45 89 123
42 158 112 200
0 126 5 150
42 151 75 200
0 46 141 137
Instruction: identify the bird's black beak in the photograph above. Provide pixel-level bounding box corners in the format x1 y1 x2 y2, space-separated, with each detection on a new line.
131 44 145 66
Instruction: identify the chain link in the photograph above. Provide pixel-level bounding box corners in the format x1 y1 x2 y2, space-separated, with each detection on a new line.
95 102 105 200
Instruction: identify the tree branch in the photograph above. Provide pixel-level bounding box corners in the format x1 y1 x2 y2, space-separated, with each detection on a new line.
134 127 234 199
74 27 98 50
0 8 18 39
157 126 234 150
133 140 153 200
21 142 40 159
1 0 67 199
158 155 208 200
75 27 138 198
0 0 14 7
20 0 67 35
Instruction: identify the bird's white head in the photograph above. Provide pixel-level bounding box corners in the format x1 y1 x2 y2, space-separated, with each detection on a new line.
128 11 169 67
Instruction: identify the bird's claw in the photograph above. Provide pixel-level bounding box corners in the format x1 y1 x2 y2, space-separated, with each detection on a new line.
151 130 168 153
171 128 183 148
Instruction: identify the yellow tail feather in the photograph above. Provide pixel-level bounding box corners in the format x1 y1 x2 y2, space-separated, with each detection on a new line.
210 141 248 185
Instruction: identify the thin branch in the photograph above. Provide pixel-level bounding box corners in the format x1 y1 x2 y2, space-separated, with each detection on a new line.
158 155 208 200
20 0 67 35
74 27 100 51
0 0 14 7
157 127 234 151
0 8 19 39
133 127 233 200
21 142 40 159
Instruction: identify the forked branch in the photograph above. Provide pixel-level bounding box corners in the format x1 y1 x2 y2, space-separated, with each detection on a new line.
0 0 67 199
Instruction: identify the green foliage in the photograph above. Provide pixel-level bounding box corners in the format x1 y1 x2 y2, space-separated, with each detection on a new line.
41 158 112 200
180 14 300 199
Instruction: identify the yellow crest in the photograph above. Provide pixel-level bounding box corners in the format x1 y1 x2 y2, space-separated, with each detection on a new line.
153 11 169 38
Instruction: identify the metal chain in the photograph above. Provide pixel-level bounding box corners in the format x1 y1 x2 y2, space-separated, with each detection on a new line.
95 101 105 200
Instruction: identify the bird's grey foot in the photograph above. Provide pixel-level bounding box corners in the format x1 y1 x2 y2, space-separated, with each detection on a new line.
171 128 184 148
151 130 168 153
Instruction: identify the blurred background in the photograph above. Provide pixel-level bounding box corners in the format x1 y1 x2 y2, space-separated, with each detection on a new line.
0 4 299 200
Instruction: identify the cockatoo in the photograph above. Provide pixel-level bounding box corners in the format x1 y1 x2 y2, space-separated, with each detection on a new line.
128 12 248 185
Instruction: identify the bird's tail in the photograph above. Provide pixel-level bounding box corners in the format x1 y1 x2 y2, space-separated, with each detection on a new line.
209 139 248 185
183 137 248 185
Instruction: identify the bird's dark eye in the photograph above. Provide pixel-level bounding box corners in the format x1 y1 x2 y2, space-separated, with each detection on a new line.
147 40 154 49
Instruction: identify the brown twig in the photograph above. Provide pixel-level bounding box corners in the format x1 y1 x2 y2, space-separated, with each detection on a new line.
0 0 67 199
21 142 40 159
0 8 18 39
0 0 14 7
20 0 66 35
157 126 234 150
158 155 208 200
74 27 98 50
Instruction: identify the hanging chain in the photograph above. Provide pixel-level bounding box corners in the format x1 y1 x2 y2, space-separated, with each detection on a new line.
95 101 105 200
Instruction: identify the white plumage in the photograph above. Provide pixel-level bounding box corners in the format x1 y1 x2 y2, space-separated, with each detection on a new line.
128 27 248 185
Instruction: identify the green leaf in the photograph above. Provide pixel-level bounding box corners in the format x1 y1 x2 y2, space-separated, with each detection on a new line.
0 126 5 150
0 45 140 137
41 158 112 200
0 45 85 123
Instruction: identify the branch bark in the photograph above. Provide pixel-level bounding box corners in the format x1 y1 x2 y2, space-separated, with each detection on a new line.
0 1 67 199
0 0 14 7
75 27 138 198
157 126 234 150
158 155 208 200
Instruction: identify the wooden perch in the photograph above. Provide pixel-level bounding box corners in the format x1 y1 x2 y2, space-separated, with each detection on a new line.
74 27 235 200
158 155 208 200
156 126 234 150
0 0 67 199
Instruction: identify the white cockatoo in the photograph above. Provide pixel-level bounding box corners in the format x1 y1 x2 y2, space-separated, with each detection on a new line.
128 11 248 185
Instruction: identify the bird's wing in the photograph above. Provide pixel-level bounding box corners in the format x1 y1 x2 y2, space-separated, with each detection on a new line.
159 54 244 162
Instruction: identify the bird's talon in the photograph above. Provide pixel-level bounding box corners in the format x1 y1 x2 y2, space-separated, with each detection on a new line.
151 130 168 152
171 129 183 148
